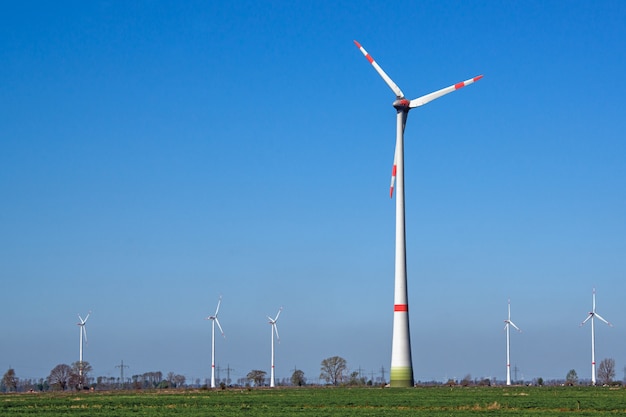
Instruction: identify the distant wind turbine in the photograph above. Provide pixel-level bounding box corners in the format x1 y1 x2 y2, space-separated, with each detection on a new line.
580 288 613 385
77 311 91 388
268 307 282 388
206 296 225 388
503 299 521 386
354 40 482 387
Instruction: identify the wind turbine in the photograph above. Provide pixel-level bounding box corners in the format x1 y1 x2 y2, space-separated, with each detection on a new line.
354 40 482 387
77 311 90 388
205 296 225 388
580 288 612 385
503 299 521 386
268 307 282 388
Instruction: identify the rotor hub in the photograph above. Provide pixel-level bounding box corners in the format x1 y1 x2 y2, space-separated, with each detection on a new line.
393 98 410 110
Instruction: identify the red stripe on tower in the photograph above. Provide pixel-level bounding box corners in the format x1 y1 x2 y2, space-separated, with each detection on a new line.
394 304 408 312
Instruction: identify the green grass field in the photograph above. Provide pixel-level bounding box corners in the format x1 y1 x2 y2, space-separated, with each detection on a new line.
2 386 626 416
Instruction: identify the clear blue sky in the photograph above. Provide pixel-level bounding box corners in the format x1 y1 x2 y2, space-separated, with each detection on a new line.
1 1 625 385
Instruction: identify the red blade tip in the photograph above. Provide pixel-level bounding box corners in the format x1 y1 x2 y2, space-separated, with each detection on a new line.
353 40 362 49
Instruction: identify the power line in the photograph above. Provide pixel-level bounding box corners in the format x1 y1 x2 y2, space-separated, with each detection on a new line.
225 364 234 385
115 360 129 389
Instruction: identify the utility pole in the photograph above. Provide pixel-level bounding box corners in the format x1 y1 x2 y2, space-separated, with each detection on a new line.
380 366 386 384
225 364 234 385
115 360 129 389
513 365 519 383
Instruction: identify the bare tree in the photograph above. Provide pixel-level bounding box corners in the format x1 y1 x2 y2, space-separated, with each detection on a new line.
291 369 306 386
2 368 18 392
70 361 92 390
165 372 185 388
597 358 616 385
246 370 266 387
173 374 186 388
565 369 578 386
48 364 72 391
320 356 347 386
139 371 163 388
167 371 176 388
348 370 366 386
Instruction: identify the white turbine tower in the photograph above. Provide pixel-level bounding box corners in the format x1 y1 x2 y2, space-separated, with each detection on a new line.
580 288 612 385
77 311 90 388
354 40 482 387
206 296 225 388
267 307 282 388
503 299 521 386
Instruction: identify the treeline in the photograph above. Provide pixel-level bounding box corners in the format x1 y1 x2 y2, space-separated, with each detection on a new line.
1 364 187 393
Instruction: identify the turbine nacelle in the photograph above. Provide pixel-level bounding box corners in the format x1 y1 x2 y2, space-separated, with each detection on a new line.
268 307 282 341
77 312 90 326
504 320 521 332
206 297 225 337
77 312 90 344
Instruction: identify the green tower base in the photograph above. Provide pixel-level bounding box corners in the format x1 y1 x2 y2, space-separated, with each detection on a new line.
390 366 414 387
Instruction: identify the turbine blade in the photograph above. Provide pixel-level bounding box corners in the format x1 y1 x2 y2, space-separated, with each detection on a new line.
390 141 398 198
273 323 280 343
508 299 511 320
215 297 222 316
409 75 483 108
274 307 282 322
592 288 596 312
580 314 592 326
509 321 521 332
84 312 91 323
83 326 88 345
215 318 225 337
354 40 405 98
594 313 612 326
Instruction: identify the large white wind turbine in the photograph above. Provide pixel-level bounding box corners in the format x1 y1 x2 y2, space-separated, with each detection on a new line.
268 307 282 388
354 40 482 387
580 288 613 385
503 299 521 386
77 311 90 387
206 296 225 388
